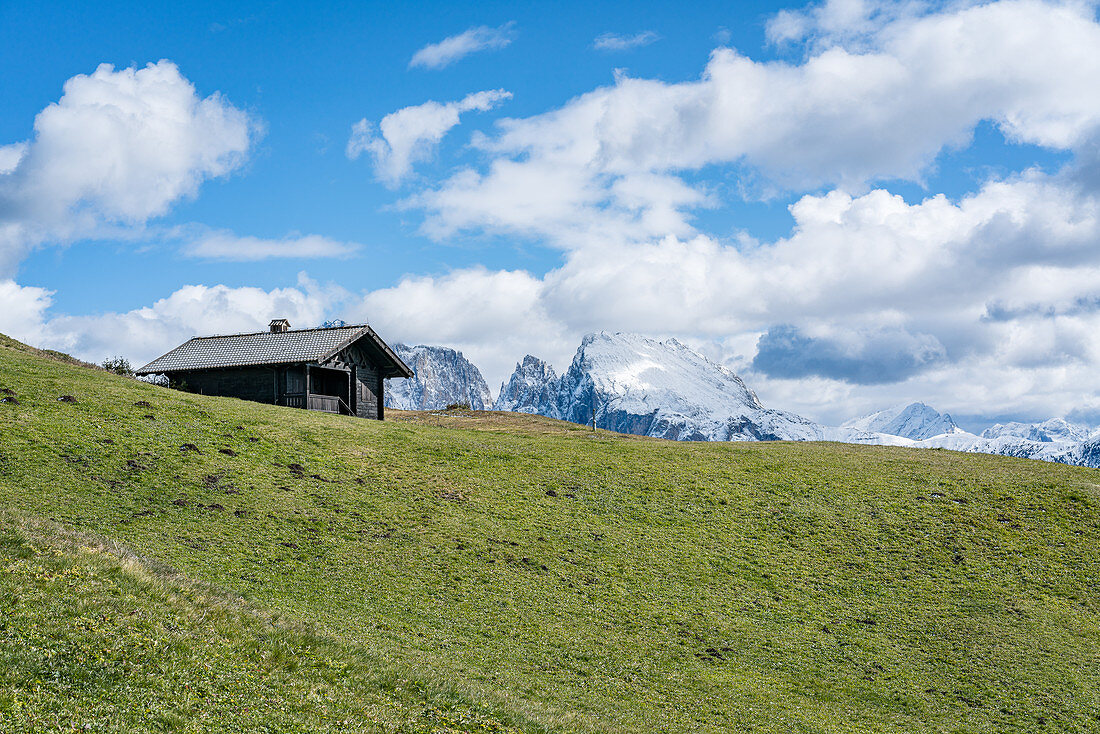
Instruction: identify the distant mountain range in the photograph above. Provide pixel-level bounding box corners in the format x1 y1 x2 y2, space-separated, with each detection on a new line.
385 332 1100 468
494 332 891 443
841 402 959 440
384 344 492 411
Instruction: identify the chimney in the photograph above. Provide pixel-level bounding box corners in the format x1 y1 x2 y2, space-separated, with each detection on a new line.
269 318 290 333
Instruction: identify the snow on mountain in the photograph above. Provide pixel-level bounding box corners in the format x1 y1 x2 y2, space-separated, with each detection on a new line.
842 402 958 440
384 344 492 411
485 332 1100 468
495 332 884 442
912 429 1100 467
494 355 559 414
981 418 1093 443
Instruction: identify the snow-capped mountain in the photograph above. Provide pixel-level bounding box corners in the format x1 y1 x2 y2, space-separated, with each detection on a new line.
385 344 492 411
495 355 560 414
981 418 1094 443
494 332 887 443
843 406 1100 465
912 429 1100 467
842 402 959 440
490 331 1100 468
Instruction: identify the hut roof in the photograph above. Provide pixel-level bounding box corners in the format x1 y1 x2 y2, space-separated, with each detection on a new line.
135 324 413 378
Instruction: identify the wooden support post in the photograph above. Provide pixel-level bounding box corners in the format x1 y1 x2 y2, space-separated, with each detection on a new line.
304 363 311 410
350 365 357 416
377 375 385 420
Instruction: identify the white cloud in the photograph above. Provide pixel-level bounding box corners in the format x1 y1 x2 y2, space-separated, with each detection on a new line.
0 61 260 276
5 273 343 368
0 280 52 339
9 162 1099 419
411 0 1100 247
0 143 26 175
10 2 1100 428
409 23 515 70
347 89 511 186
765 0 916 46
182 228 359 260
593 31 660 51
352 266 572 391
365 0 1100 421
350 160 1100 417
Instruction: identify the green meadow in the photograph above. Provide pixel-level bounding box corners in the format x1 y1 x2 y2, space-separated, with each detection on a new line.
1 333 1098 732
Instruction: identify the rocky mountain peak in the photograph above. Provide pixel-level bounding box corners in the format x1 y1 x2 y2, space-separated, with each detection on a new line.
494 355 559 414
842 402 958 440
385 343 493 410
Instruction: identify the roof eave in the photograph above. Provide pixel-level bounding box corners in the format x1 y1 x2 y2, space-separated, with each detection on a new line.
135 359 306 376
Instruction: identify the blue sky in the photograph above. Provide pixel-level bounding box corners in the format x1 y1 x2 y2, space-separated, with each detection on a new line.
3 0 809 312
2 0 1100 428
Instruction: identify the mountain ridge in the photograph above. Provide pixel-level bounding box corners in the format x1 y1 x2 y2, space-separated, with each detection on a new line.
384 343 492 411
375 331 1098 467
490 331 1100 467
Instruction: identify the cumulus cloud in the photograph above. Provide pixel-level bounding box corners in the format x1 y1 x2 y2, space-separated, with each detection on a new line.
0 61 259 276
0 143 26 175
751 324 947 384
4 273 344 368
765 0 918 47
593 31 660 51
11 160 1100 418
344 158 1100 416
182 228 360 260
0 280 53 339
409 0 1100 247
337 0 1100 422
350 266 573 387
12 2 1100 427
409 23 515 70
347 89 511 185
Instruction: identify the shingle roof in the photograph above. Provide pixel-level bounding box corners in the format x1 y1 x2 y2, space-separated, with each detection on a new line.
135 324 412 378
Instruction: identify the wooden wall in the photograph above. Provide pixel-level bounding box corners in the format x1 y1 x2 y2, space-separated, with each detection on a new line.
170 367 280 404
353 363 381 419
166 340 393 421
338 343 386 420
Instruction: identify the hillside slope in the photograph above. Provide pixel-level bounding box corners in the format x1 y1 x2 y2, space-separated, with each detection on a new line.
0 515 521 733
1 334 1099 732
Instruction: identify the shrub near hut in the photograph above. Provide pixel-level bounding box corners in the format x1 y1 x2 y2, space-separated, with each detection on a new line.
101 356 134 377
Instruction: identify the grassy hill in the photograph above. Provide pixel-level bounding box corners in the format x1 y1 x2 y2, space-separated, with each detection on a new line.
1 333 1098 732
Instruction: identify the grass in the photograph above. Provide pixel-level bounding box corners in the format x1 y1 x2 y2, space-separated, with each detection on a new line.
1 333 1099 731
0 515 522 733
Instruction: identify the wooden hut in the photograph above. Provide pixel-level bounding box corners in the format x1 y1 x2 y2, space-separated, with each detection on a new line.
135 320 412 419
